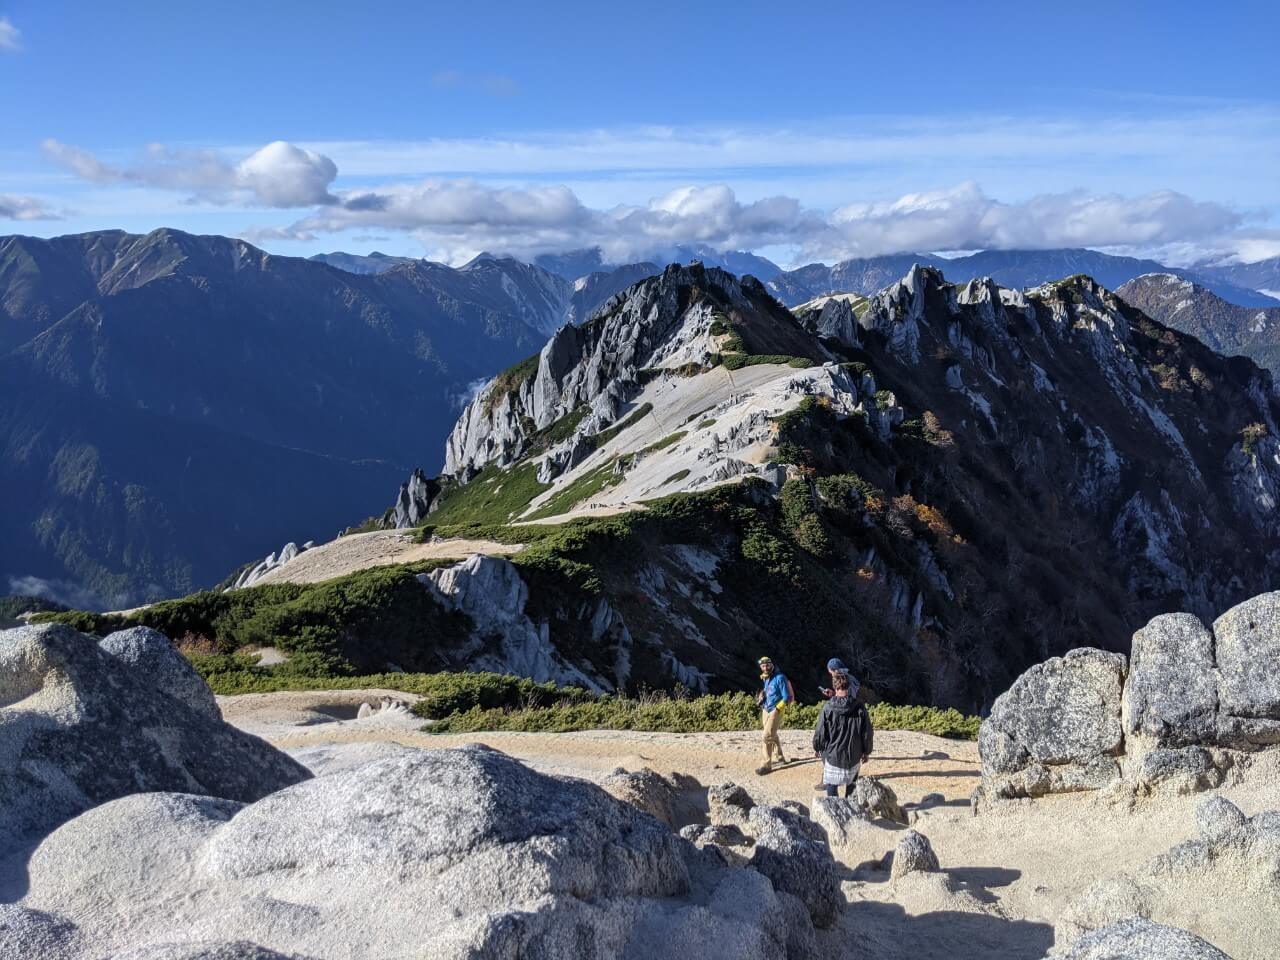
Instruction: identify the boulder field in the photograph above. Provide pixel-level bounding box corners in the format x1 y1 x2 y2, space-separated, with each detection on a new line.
6 585 1280 957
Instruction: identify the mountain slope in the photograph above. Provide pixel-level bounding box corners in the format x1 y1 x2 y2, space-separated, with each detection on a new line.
0 228 560 607
350 264 1280 710
1194 256 1280 299
309 251 415 274
769 249 1280 309
1117 274 1280 375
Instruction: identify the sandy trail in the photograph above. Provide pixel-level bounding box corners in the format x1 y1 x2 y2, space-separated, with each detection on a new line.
251 531 521 586
223 689 1279 960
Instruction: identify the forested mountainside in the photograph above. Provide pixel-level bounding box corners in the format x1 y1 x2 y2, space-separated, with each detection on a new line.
1118 273 1280 376
0 229 567 607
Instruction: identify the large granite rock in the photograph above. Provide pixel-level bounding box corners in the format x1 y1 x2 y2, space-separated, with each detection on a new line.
1214 591 1280 744
99 626 221 720
1122 613 1218 748
0 623 310 857
746 804 842 929
15 746 817 959
1057 917 1232 959
979 648 1127 799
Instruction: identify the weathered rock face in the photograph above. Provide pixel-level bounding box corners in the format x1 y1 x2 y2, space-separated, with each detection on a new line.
443 262 831 480
0 623 310 856
983 590 1280 801
979 648 1127 799
15 746 819 960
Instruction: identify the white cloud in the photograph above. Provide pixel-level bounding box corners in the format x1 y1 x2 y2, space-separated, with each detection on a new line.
0 193 61 220
37 114 1280 266
820 181 1247 261
0 17 20 53
42 139 338 208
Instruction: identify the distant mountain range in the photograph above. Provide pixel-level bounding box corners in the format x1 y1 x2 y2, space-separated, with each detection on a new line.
765 249 1280 309
1117 274 1280 375
314 245 1280 313
0 229 572 608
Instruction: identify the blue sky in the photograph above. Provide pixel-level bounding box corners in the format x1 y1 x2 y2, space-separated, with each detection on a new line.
1 0 1278 267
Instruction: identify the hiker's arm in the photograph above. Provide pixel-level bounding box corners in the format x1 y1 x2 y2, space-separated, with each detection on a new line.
861 706 874 756
812 711 827 754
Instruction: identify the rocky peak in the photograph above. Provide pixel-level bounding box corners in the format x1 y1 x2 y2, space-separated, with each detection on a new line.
444 262 819 479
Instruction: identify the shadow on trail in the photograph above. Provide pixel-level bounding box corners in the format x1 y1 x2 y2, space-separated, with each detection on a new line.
839 898 1052 960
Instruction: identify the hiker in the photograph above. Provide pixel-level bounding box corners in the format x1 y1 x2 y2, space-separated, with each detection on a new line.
818 657 859 699
754 655 792 774
812 672 873 796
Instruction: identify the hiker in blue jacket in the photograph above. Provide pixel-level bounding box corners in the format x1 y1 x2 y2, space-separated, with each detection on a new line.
754 655 793 774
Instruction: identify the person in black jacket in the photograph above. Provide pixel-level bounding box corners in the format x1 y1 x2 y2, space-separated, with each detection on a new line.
811 673 873 796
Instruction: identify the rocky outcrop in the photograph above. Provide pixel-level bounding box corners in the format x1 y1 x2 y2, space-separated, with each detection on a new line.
14 746 821 959
601 767 681 827
391 467 439 528
0 623 310 857
979 648 1128 800
420 554 610 692
230 540 315 590
982 589 1280 802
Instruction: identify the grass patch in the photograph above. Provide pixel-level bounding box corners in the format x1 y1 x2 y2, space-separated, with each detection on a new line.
662 469 691 486
428 462 550 526
694 417 717 430
637 431 687 455
526 459 623 521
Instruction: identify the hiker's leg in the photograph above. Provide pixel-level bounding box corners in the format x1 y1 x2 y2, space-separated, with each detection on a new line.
760 709 774 764
762 708 783 763
825 784 838 797
843 783 855 798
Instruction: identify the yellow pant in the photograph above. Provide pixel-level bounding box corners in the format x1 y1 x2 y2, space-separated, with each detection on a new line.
761 707 786 764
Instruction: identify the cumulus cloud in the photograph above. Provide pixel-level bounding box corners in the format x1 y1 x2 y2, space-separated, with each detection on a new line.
276 181 824 264
0 193 61 221
40 128 1276 265
42 139 338 208
259 176 1253 267
0 17 20 52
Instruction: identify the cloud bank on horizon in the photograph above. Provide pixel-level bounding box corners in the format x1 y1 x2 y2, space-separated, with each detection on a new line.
28 112 1280 268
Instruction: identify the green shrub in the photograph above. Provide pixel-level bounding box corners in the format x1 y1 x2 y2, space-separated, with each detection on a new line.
426 688 979 739
722 354 813 371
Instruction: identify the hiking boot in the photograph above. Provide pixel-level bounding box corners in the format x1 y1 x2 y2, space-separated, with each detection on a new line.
755 764 772 775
